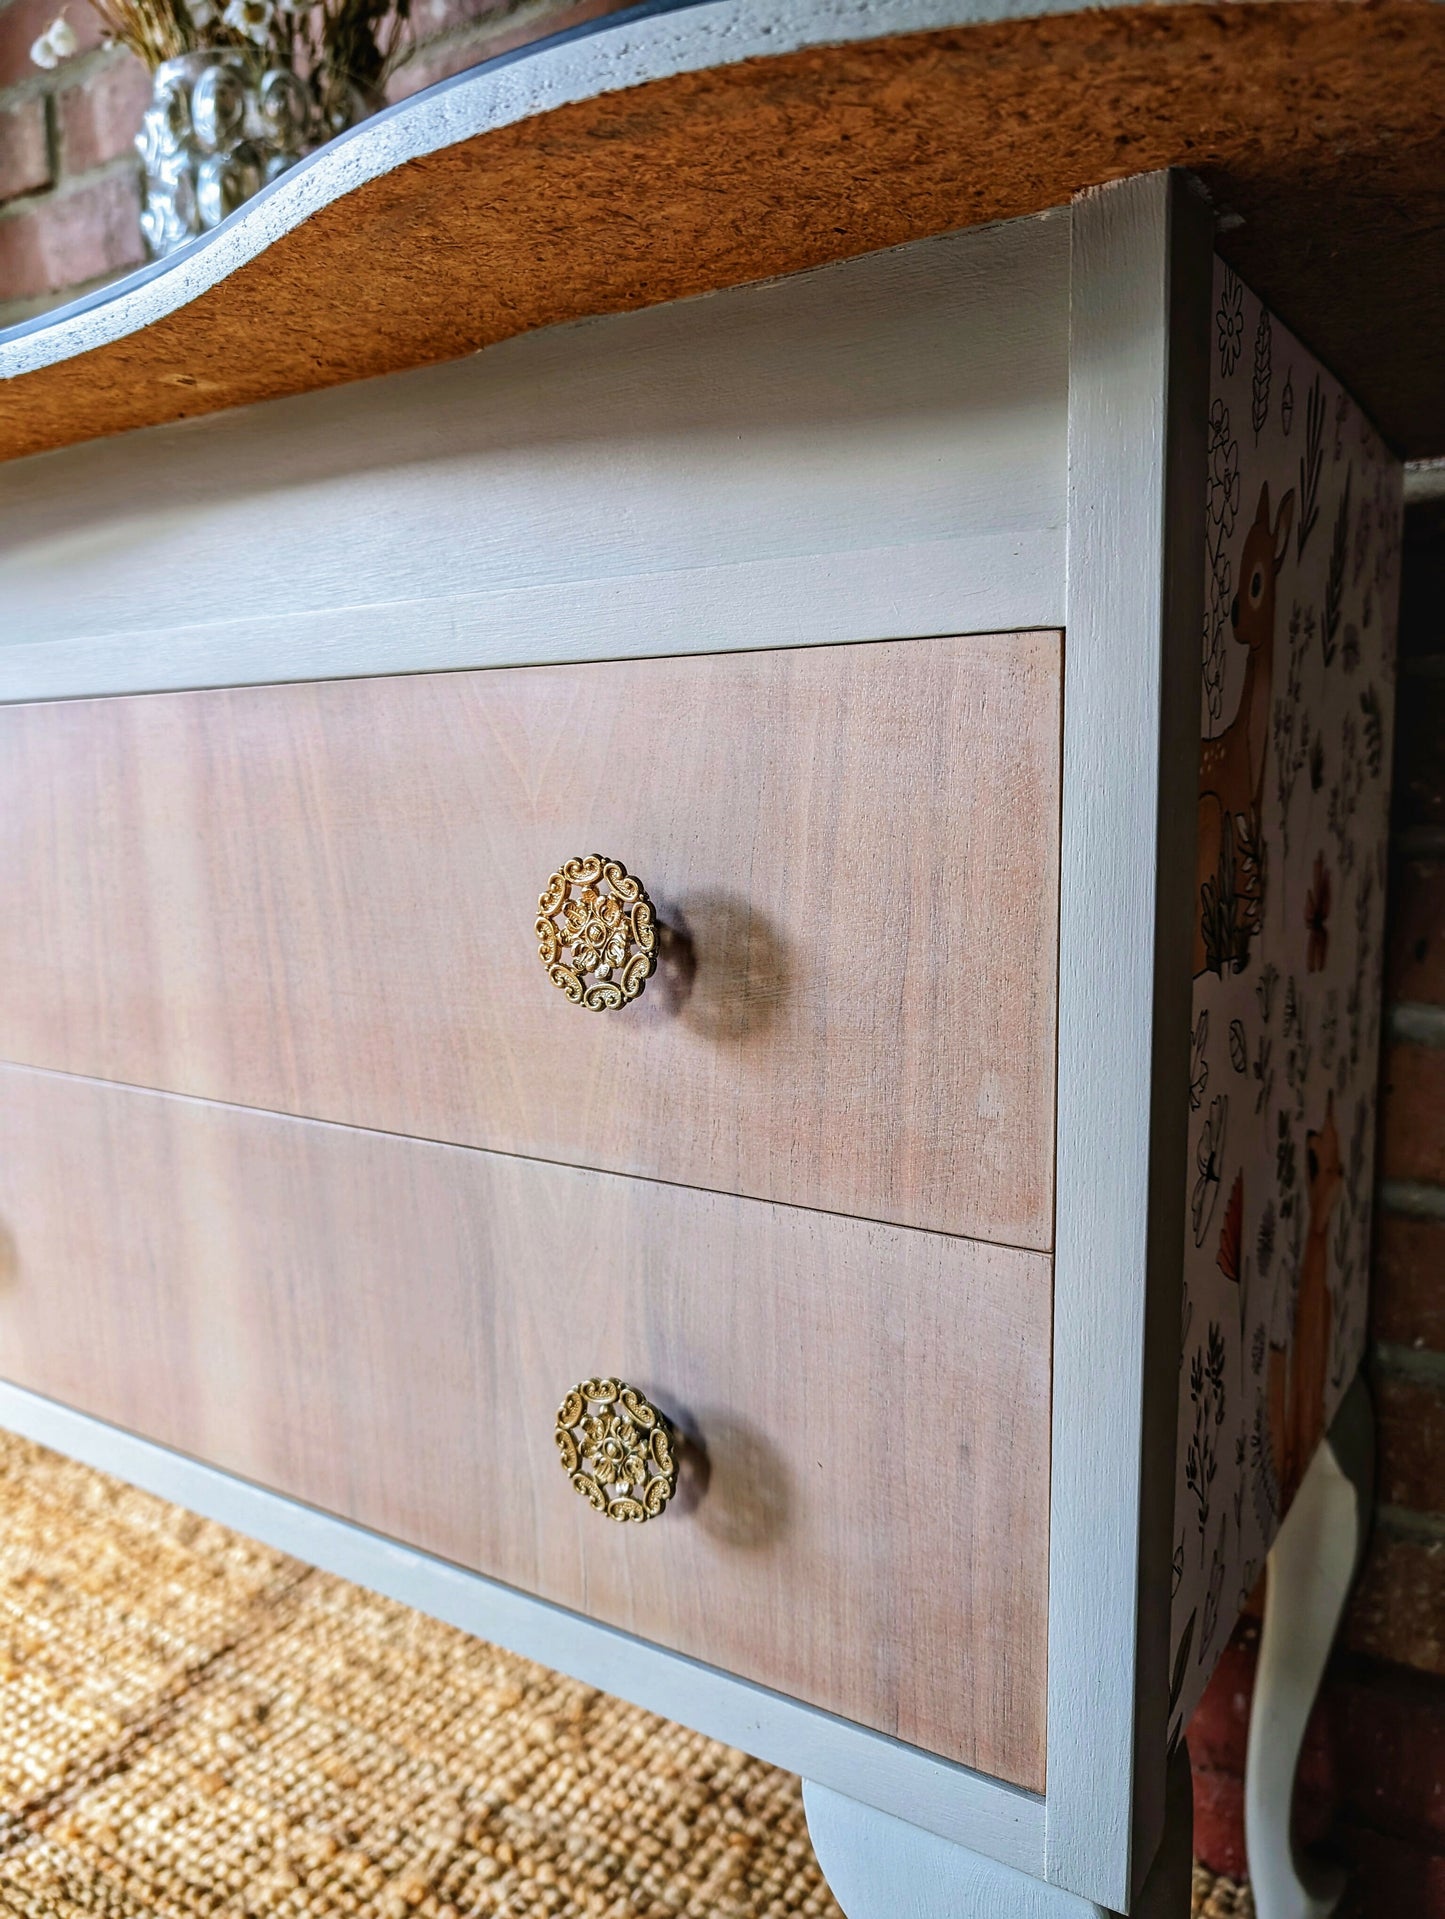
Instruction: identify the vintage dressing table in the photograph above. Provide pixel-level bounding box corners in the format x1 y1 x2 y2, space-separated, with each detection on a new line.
1 2 1437 1911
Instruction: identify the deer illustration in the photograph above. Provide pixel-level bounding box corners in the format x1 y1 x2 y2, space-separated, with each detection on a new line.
1195 481 1295 976
1266 1094 1343 1507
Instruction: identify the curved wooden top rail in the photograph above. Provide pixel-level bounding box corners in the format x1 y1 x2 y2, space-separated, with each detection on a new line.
1 0 1442 463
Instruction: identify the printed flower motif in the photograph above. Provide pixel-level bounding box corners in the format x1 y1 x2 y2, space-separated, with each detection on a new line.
561 886 630 975
1206 400 1241 539
1216 273 1245 377
222 0 274 41
1192 1095 1228 1248
579 1412 649 1489
1305 854 1332 972
29 15 76 67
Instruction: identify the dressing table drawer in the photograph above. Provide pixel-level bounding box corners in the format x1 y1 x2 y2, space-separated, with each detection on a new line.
0 1062 1051 1790
0 629 1061 1247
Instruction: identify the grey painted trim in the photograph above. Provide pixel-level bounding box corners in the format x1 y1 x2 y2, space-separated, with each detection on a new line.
0 213 1067 701
0 544 1062 704
0 0 1233 382
0 1378 1047 1875
803 1748 1194 1918
1047 171 1211 1907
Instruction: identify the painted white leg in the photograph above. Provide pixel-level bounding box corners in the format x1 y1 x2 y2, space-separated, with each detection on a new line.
1245 1376 1374 1919
803 1749 1192 1919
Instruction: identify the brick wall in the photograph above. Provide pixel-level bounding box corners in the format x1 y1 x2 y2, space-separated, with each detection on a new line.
0 0 622 326
1190 472 1445 1914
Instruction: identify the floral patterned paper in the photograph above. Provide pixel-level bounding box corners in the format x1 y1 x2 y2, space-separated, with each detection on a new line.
1168 263 1402 1741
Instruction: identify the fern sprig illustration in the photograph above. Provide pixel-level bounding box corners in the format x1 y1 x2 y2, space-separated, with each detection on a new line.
1297 374 1325 557
1360 684 1384 776
1251 306 1272 441
1322 467 1350 666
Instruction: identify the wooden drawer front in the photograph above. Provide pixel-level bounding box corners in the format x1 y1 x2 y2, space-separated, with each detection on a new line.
0 1066 1051 1789
0 632 1060 1247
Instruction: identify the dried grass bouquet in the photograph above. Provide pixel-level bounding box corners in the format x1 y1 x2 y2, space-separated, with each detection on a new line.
33 0 411 256
32 0 411 114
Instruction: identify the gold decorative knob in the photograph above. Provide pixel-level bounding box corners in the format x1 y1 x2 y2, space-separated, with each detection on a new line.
555 1377 679 1523
536 856 658 1011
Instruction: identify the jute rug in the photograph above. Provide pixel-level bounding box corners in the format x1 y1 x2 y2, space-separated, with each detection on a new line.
0 1428 1249 1917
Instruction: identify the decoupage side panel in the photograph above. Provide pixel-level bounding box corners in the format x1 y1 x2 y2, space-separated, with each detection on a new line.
1168 262 1403 1738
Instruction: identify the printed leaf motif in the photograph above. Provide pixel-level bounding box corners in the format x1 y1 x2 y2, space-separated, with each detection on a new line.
1251 306 1271 440
1256 962 1279 1024
1191 1011 1211 1109
1360 685 1383 776
1174 262 1397 1746
1256 1203 1276 1278
1192 1097 1228 1247
1229 1019 1248 1073
1323 468 1351 666
1297 374 1325 557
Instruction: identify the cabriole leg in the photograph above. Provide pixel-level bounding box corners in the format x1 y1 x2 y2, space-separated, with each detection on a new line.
1245 1376 1374 1919
802 1748 1192 1919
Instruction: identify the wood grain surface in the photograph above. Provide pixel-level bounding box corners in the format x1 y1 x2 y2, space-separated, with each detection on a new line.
0 1064 1053 1788
0 1 1441 461
0 633 1062 1248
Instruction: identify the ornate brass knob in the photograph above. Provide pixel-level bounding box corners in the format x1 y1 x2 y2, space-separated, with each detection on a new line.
536 856 658 1011
555 1377 678 1523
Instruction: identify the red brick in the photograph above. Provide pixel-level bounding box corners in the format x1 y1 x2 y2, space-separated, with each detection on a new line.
1373 1213 1445 1352
1375 1366 1445 1516
1388 859 1445 1006
58 49 150 172
0 0 102 89
0 168 142 302
1345 1524 1445 1675
387 35 490 98
1189 1618 1349 1873
402 0 508 51
1338 1824 1445 1919
1378 1042 1445 1185
1325 1659 1445 1848
1189 1620 1258 1779
1192 1760 1248 1881
387 0 626 101
0 93 48 202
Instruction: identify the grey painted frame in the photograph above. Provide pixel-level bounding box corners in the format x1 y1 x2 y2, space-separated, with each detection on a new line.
0 170 1215 1908
0 211 1070 704
1047 169 1212 1908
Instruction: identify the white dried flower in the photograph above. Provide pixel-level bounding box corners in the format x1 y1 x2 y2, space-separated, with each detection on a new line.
188 0 217 23
221 0 273 42
29 17 76 67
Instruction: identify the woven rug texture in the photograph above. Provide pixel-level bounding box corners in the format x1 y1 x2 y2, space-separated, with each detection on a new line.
0 1428 1249 1917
